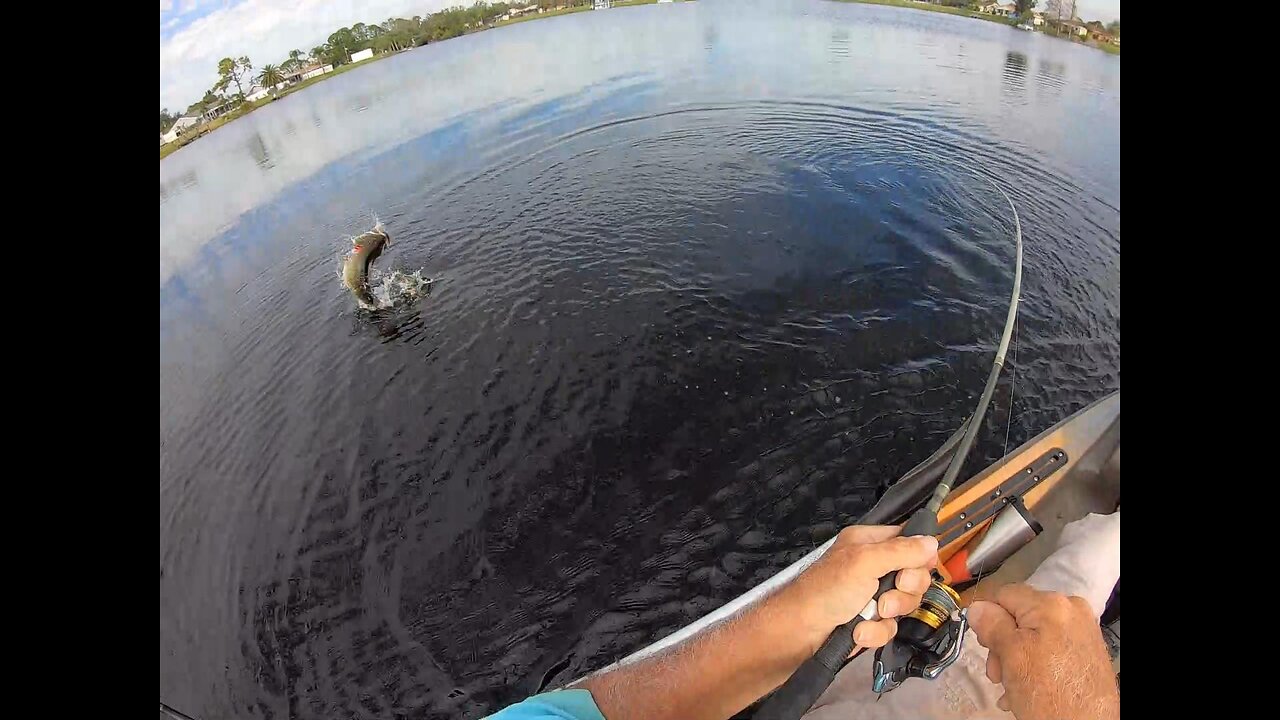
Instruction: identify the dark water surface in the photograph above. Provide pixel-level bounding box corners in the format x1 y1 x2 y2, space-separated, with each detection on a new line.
159 2 1119 717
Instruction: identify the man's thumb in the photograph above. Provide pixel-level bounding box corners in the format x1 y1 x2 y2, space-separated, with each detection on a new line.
968 600 1017 651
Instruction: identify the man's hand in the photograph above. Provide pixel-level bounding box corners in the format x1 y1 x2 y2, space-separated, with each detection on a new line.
969 584 1120 720
575 526 937 720
783 525 939 650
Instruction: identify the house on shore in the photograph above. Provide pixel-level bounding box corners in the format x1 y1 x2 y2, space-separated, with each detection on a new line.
162 116 199 143
979 2 1016 17
283 63 334 85
202 102 233 122
503 4 540 20
1059 20 1088 37
1087 26 1118 44
161 116 200 145
350 48 374 63
303 64 334 80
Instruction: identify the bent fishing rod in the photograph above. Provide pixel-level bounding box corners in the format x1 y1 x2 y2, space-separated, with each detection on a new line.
756 181 1022 720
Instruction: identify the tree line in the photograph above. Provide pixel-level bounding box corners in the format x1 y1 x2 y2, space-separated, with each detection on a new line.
1041 0 1118 36
163 1 594 132
933 0 1117 37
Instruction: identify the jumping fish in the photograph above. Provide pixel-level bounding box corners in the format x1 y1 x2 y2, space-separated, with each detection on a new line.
342 221 390 307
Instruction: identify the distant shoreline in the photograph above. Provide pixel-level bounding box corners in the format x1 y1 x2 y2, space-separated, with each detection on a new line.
839 0 1012 24
160 55 384 159
835 0 1120 55
160 0 674 161
161 0 1116 161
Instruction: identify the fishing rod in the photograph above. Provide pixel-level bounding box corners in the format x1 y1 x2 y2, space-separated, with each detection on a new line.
755 181 1022 720
160 701 200 720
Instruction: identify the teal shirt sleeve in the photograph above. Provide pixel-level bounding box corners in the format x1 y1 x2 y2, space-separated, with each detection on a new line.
485 689 606 720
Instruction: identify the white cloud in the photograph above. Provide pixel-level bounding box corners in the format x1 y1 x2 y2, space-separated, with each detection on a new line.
160 0 452 110
160 0 172 12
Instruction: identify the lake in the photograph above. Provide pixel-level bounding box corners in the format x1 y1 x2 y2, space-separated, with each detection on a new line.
159 1 1119 717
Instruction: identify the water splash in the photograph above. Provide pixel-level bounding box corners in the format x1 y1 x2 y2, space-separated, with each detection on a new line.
335 221 433 310
367 268 434 309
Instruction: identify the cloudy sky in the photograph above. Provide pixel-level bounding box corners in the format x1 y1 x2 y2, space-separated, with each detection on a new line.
160 0 1120 112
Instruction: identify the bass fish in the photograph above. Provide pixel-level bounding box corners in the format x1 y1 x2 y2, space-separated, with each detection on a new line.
342 221 390 307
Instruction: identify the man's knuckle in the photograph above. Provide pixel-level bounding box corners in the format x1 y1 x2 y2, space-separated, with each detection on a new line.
836 526 863 546
1044 593 1073 616
842 541 870 562
1068 595 1092 616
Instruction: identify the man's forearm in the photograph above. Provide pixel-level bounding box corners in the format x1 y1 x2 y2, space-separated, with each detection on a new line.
577 583 828 720
569 528 938 720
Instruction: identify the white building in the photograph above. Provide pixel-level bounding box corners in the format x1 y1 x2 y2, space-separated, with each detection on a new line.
351 48 374 63
594 0 610 9
245 85 270 102
503 4 541 20
302 64 334 80
161 116 199 145
202 102 232 122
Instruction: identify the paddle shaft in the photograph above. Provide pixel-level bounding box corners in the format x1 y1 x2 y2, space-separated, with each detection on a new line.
754 508 939 720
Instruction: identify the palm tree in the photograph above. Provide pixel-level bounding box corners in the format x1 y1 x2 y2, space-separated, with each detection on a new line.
281 50 303 72
258 64 284 90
